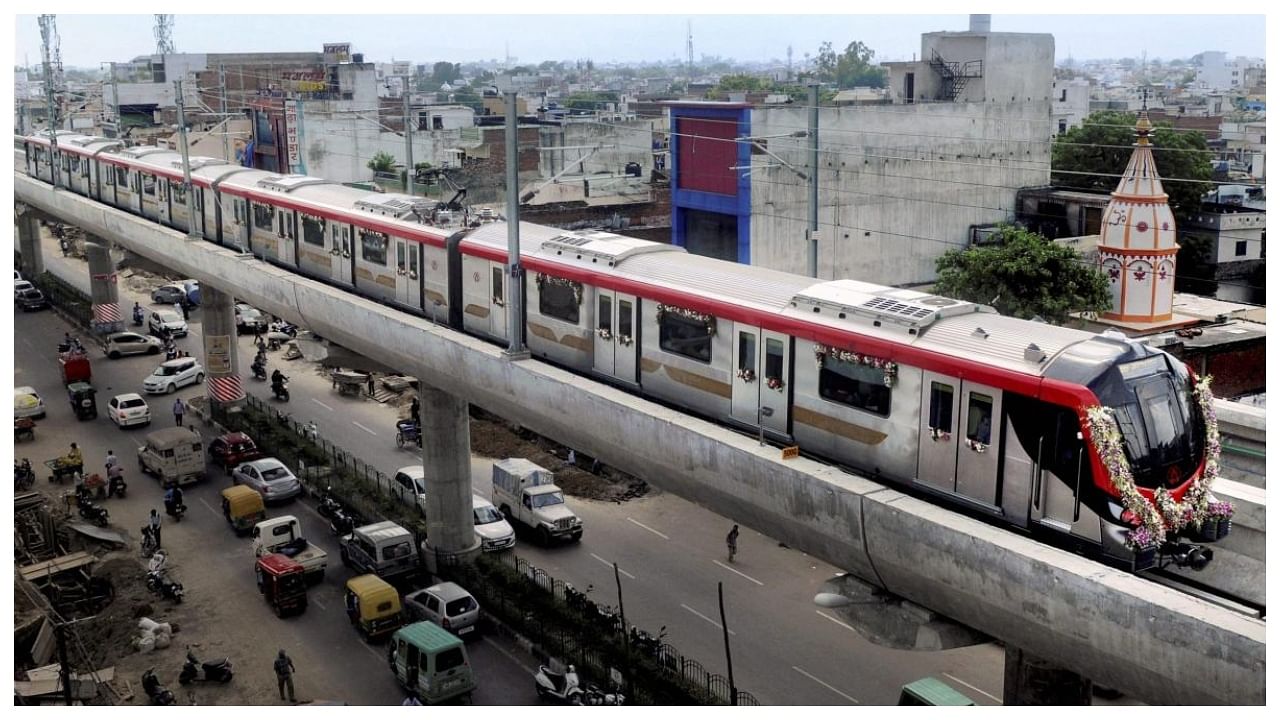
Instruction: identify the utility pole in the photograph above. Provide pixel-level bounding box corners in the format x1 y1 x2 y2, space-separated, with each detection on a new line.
503 87 528 359
55 622 73 705
718 582 737 705
402 75 414 196
219 63 230 162
173 79 198 239
807 83 819 278
39 14 63 188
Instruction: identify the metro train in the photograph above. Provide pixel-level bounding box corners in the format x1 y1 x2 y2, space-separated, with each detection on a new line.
19 130 1226 571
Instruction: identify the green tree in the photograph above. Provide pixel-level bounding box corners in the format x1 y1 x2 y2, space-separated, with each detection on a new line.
429 61 461 88
1051 110 1213 221
564 91 618 112
815 41 886 89
367 151 395 175
932 225 1110 324
451 86 482 112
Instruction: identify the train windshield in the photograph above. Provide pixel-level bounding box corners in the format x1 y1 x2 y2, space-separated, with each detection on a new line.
1108 356 1203 489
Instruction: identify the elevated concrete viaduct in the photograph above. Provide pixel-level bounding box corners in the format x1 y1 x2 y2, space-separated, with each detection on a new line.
15 174 1265 705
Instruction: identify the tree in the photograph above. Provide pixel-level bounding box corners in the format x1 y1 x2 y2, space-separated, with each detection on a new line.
932 225 1110 324
367 151 396 175
1051 110 1213 222
815 40 887 89
429 61 461 88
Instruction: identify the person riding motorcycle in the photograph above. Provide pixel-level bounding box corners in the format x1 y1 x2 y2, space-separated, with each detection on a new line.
251 350 267 379
132 302 144 325
271 370 288 397
164 485 185 517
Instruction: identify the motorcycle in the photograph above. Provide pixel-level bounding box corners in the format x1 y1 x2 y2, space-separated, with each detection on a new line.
140 525 160 558
164 344 179 361
179 647 234 685
535 665 583 704
146 569 185 603
317 486 344 521
271 378 290 402
582 683 626 706
142 668 176 705
106 471 128 499
250 361 267 381
15 459 36 491
165 498 187 522
76 491 111 527
329 506 358 537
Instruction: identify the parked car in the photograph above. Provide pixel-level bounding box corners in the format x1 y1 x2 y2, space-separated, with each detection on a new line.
142 357 204 394
403 582 481 638
15 287 49 311
151 283 188 305
232 457 302 503
107 392 151 428
393 465 428 513
148 309 188 337
207 432 263 471
235 303 267 333
104 331 163 359
14 279 36 299
471 495 515 552
14 386 46 419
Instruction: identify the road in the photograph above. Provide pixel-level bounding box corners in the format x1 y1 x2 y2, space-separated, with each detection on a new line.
28 231 1022 706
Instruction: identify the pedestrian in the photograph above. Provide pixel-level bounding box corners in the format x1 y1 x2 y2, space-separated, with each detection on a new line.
274 649 297 703
180 302 189 321
726 524 739 563
149 509 163 549
567 449 577 466
104 449 118 473
366 374 375 397
410 396 420 425
172 397 185 426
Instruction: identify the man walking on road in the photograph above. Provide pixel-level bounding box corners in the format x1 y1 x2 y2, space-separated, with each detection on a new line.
172 398 185 427
726 524 739 563
274 649 297 703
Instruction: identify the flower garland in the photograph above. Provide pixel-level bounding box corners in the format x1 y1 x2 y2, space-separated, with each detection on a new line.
536 273 584 306
736 367 756 383
655 303 716 337
1084 375 1228 550
813 343 899 387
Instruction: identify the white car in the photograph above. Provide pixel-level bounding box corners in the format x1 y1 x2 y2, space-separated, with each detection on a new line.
396 466 515 551
403 582 481 637
14 279 35 299
107 393 151 427
148 309 188 338
143 357 205 394
14 386 46 419
232 457 301 502
105 331 163 359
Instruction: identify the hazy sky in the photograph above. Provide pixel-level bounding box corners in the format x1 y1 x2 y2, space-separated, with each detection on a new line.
10 11 1268 70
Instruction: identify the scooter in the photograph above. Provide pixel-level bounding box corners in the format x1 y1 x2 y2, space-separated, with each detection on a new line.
106 472 128 499
165 344 179 361
581 683 625 706
317 486 344 521
179 647 234 685
250 361 267 381
146 569 185 603
165 498 187 522
272 379 290 402
142 668 175 705
534 665 583 704
75 490 111 527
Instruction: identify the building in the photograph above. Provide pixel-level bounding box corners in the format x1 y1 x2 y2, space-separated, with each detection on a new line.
1180 199 1266 285
1195 51 1265 91
1219 118 1266 179
663 16 1053 286
1051 78 1091 135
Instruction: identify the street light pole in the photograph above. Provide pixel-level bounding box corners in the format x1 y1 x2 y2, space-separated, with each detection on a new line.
718 582 737 705
503 87 528 358
807 83 819 278
403 76 414 197
173 79 198 239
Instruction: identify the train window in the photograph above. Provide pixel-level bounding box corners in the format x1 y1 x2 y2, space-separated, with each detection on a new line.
598 296 612 334
115 167 128 187
104 165 115 186
70 156 80 172
765 339 784 380
360 230 388 265
158 181 168 201
142 174 156 196
540 279 581 324
171 183 186 205
285 214 296 240
492 267 504 305
929 382 954 433
301 215 325 246
738 333 756 373
819 358 891 417
619 300 633 339
396 242 406 269
253 204 275 231
966 393 993 445
659 314 712 363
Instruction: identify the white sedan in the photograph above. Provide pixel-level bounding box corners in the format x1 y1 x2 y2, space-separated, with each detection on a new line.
232 457 302 503
15 386 46 419
107 393 151 428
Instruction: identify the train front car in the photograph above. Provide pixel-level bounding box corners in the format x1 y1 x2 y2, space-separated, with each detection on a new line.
1049 332 1227 572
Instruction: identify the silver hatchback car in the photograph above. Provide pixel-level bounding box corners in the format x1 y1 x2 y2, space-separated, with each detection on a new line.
404 582 480 638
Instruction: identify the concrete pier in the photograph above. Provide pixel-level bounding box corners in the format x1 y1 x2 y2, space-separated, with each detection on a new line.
84 238 123 334
16 207 44 277
201 285 245 408
419 383 480 569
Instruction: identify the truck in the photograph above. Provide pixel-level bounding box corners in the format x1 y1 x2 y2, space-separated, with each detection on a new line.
339 521 418 582
490 458 583 545
251 515 328 583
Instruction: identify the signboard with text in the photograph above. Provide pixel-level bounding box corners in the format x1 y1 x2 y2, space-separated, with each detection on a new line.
284 101 301 173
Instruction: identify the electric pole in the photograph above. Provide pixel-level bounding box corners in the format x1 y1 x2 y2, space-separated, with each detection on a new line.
219 63 230 162
504 86 528 359
403 76 414 196
807 84 819 278
174 79 197 239
39 14 63 187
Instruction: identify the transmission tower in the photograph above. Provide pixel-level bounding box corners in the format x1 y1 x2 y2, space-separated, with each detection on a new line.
686 20 694 80
38 15 64 124
155 14 175 55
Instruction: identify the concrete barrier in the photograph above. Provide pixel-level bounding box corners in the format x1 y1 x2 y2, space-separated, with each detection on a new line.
1216 400 1265 488
17 176 1265 705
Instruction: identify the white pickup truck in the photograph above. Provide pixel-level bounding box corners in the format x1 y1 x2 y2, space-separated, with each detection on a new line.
490 458 583 545
252 515 328 582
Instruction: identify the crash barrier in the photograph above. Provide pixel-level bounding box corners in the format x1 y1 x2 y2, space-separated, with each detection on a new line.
33 271 94 332
212 396 759 706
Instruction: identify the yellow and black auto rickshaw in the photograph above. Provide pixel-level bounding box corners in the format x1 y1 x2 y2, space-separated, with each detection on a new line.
344 574 403 642
256 552 307 617
221 485 266 535
67 382 97 421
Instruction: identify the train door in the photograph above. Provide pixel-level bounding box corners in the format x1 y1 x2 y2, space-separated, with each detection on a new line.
730 326 761 426
954 382 1001 507
193 187 206 238
731 329 790 433
760 332 790 435
489 265 507 340
331 224 352 286
282 211 298 266
159 178 173 227
1033 410 1086 532
394 238 419 307
917 372 960 493
593 291 638 384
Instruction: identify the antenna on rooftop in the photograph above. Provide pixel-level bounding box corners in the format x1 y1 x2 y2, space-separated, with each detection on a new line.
686 20 694 80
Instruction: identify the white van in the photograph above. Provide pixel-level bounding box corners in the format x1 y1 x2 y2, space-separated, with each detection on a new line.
137 426 206 486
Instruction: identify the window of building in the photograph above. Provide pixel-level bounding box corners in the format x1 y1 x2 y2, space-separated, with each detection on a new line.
659 312 712 363
819 357 891 416
361 229 388 265
253 203 275 231
1235 240 1248 257
1058 120 1068 134
301 214 325 246
539 279 580 324
1060 88 1067 102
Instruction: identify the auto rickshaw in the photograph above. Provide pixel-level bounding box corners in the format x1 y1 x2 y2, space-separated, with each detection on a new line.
221 485 266 535
256 552 307 617
67 382 97 420
897 678 977 706
344 574 403 642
